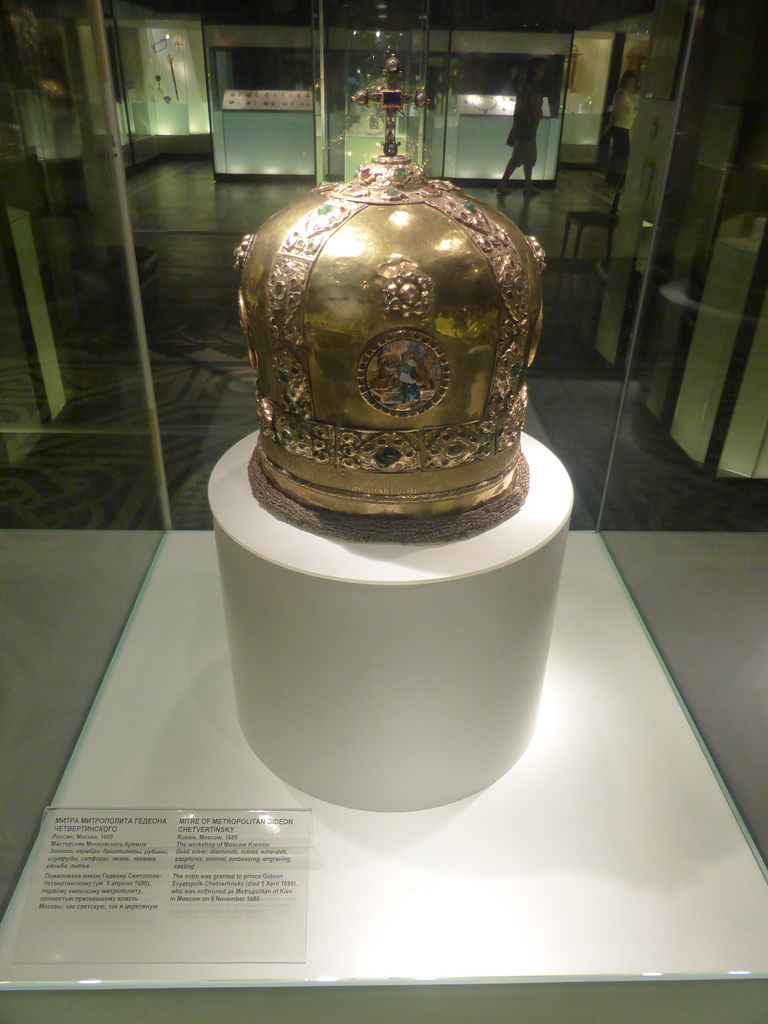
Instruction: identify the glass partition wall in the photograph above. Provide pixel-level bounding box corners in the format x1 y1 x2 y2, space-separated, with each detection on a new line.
0 0 167 915
1 0 168 524
598 0 768 859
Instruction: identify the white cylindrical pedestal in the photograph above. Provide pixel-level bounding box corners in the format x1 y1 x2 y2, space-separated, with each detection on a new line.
209 432 572 812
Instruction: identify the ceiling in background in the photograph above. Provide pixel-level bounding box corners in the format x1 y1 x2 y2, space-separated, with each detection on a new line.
118 0 655 31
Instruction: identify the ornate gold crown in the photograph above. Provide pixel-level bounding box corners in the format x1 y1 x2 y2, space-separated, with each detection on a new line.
235 154 544 536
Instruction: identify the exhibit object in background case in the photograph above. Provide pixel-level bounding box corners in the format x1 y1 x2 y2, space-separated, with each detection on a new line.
235 54 546 541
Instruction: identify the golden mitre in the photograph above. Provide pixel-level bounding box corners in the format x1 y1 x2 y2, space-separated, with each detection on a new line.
235 68 544 541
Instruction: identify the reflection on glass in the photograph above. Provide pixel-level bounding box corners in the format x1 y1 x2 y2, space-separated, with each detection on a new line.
599 8 768 530
0 0 165 529
444 34 570 183
0 0 165 920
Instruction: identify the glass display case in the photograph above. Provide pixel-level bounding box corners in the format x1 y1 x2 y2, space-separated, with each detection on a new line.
106 8 210 164
206 26 315 178
3 0 768 1018
0 0 166 937
560 31 613 164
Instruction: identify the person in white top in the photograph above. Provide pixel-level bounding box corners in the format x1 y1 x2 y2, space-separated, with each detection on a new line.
604 68 638 186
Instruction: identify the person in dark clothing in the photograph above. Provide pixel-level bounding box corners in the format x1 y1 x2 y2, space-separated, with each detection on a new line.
497 58 547 198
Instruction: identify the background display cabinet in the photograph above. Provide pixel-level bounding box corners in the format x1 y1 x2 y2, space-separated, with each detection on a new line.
443 32 570 184
560 31 613 165
107 10 210 163
206 26 315 179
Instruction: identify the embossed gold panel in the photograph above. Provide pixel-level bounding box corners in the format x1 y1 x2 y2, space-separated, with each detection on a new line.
237 153 544 522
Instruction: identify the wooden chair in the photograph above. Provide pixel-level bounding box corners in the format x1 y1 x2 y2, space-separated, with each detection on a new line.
561 185 622 261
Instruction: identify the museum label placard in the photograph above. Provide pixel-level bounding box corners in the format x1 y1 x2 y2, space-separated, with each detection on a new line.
15 808 311 964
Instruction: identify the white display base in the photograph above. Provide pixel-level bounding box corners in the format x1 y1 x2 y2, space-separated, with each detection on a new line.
2 531 768 1007
208 433 572 811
